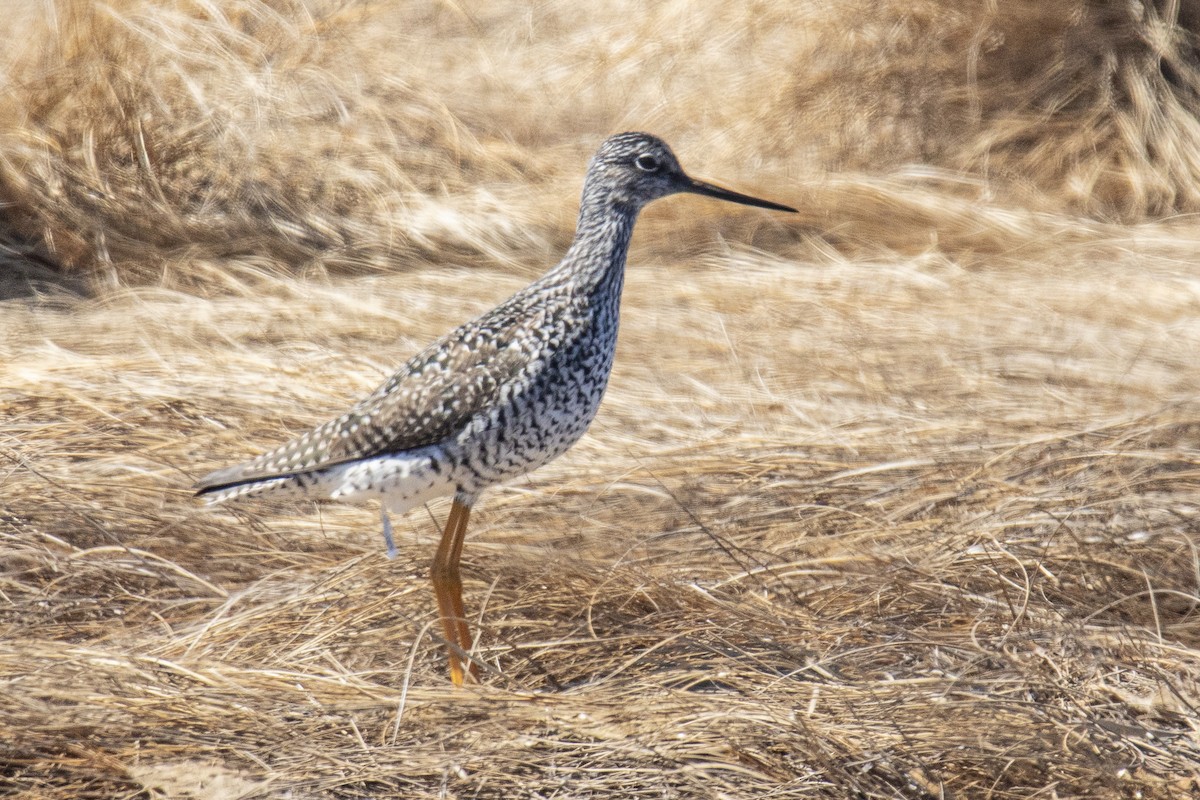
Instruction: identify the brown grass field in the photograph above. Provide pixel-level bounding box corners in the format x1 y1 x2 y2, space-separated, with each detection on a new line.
3 0 1200 797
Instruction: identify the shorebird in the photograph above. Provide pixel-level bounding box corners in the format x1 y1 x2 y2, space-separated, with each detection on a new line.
195 132 795 685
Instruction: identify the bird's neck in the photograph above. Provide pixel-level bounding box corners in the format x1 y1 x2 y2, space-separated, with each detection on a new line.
552 197 639 299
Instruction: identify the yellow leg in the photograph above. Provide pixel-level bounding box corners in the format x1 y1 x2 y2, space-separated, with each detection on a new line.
431 497 478 685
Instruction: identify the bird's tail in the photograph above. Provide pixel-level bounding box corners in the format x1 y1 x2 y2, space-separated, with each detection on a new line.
194 474 301 505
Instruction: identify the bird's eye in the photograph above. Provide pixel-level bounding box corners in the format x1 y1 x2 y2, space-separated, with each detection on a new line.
634 153 660 172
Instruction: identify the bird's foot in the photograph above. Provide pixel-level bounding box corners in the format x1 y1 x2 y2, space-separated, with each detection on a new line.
381 508 398 560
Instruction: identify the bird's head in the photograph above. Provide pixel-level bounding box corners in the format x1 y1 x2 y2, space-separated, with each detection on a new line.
583 132 796 215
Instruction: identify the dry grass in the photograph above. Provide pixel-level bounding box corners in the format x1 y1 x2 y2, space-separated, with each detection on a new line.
2 0 1200 797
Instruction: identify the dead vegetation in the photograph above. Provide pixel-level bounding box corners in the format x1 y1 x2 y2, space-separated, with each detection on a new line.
2 0 1199 797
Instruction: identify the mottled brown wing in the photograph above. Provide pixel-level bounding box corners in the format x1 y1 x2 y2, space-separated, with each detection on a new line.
194 315 532 493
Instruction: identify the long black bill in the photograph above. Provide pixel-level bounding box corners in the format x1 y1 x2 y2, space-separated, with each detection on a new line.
685 177 797 213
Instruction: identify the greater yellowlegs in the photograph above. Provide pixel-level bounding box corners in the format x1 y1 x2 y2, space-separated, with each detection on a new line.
195 132 795 684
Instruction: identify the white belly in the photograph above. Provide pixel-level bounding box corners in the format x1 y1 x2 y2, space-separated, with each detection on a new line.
313 446 457 515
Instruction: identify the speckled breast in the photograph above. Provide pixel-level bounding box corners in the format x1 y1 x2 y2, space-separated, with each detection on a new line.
449 315 619 494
